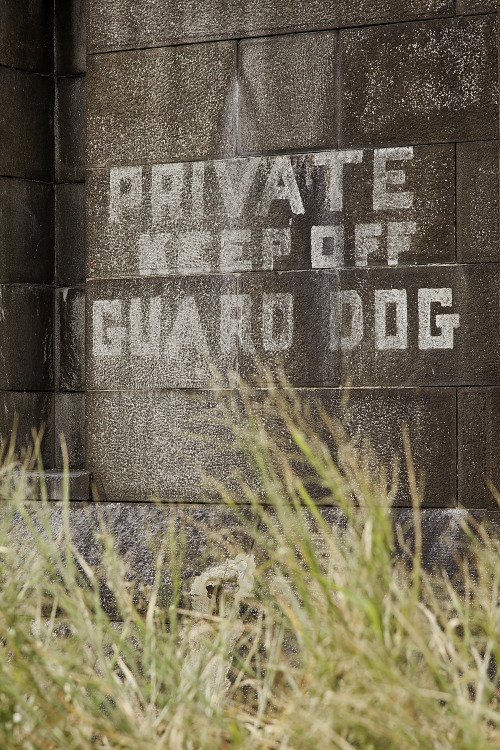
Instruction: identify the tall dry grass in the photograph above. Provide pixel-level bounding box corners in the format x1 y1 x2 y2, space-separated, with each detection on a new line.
0 390 498 749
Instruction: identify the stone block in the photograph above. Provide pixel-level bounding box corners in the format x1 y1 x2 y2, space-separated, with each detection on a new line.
86 275 237 389
457 140 499 263
87 0 453 52
458 388 500 509
256 508 474 575
0 286 53 391
56 76 86 183
238 32 338 154
0 68 54 180
55 393 85 469
339 264 499 387
456 1 497 13
56 183 85 286
237 270 340 387
340 16 498 147
55 0 86 74
0 391 54 468
86 390 245 502
56 288 85 392
87 145 454 280
86 43 237 168
391 509 500 573
87 263 499 391
313 387 456 507
0 0 53 72
86 385 455 506
246 387 456 508
0 179 54 284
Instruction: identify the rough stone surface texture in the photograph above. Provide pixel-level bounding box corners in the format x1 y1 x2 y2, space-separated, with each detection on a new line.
87 0 454 52
4 502 494 618
86 389 243 502
0 0 53 72
238 32 338 154
0 392 54 467
0 286 53 391
458 388 500 510
0 179 54 284
339 265 499 387
340 16 499 146
56 183 85 286
86 43 237 168
56 288 85 392
85 8 500 510
86 387 456 506
87 275 238 389
11 470 90 501
4 501 258 615
456 0 497 13
457 140 499 263
0 67 54 180
55 393 85 469
56 0 86 74
56 76 86 183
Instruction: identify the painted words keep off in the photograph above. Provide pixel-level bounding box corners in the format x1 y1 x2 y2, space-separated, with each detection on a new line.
108 147 425 273
93 147 460 359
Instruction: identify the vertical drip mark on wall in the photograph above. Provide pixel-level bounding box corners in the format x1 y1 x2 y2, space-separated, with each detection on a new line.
235 39 241 157
335 30 342 148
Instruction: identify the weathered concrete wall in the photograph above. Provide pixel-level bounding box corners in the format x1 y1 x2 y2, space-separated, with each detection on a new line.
85 2 499 513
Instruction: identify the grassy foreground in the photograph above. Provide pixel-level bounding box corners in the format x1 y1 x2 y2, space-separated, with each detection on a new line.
0 393 499 749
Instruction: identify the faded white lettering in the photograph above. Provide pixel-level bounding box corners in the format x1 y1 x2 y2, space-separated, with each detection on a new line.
311 225 344 269
129 296 162 356
375 289 408 350
262 227 291 271
191 161 205 217
178 231 212 275
151 163 184 225
109 166 142 223
220 230 252 273
314 150 363 212
138 232 172 276
220 294 255 354
355 223 383 266
341 290 363 350
257 157 304 216
418 288 460 350
165 296 209 357
373 147 414 211
387 221 417 266
262 293 294 352
92 300 126 356
213 158 259 218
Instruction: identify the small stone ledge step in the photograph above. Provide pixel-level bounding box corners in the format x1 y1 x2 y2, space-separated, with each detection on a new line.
10 470 91 501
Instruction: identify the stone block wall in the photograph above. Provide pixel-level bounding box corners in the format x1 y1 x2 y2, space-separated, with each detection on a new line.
86 2 499 514
0 1 55 466
0 0 87 471
55 0 86 469
0 2 499 592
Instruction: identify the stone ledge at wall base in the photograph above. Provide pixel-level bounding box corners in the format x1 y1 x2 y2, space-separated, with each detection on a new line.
9 470 91 502
4 502 498 620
